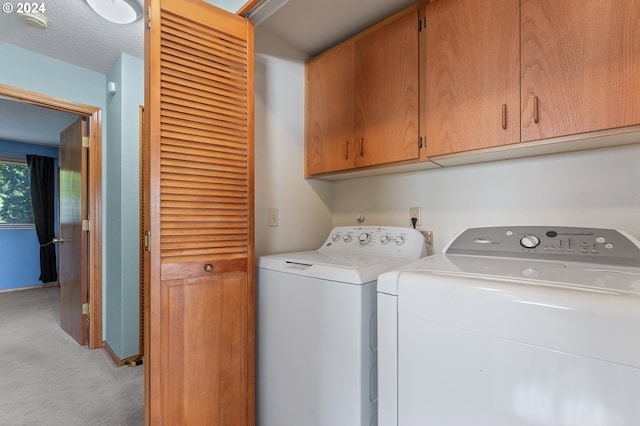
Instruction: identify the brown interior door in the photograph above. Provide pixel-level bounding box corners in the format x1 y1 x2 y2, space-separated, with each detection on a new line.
144 0 255 424
58 117 88 345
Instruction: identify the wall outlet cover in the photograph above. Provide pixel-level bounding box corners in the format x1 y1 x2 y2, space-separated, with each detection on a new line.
409 207 421 226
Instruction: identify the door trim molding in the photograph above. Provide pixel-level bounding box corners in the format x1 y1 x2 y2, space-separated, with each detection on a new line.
0 83 103 349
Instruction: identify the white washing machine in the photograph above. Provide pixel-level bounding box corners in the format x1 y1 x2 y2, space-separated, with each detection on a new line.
377 226 640 426
256 226 426 426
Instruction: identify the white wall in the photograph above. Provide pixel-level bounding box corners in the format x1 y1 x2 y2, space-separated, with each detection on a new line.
332 143 640 255
254 30 640 258
254 28 333 256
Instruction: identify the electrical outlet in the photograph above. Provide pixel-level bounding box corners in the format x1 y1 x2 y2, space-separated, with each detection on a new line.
409 207 421 227
268 207 278 227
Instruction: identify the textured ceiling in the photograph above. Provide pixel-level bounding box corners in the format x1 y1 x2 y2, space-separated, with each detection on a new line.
0 0 416 148
0 0 144 74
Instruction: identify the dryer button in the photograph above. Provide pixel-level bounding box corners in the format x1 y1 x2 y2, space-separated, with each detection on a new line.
520 235 541 249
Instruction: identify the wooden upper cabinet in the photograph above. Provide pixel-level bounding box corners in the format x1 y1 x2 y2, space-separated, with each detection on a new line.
306 43 356 175
355 8 419 167
305 5 419 177
425 0 520 157
521 0 640 142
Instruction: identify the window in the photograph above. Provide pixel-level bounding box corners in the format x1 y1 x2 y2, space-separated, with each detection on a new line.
0 158 35 228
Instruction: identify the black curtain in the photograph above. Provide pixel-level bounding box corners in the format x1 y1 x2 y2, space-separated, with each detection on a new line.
26 155 57 283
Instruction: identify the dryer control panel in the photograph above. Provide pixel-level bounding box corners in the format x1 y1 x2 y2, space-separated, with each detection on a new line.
446 226 640 267
322 226 426 260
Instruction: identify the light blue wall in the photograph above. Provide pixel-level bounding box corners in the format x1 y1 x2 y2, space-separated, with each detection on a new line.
119 53 143 358
105 55 123 353
0 43 106 112
0 140 59 290
105 52 143 359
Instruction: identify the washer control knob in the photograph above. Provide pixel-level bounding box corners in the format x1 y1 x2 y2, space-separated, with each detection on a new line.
332 233 340 242
395 235 405 246
520 235 541 249
380 235 390 245
343 234 352 242
359 233 371 245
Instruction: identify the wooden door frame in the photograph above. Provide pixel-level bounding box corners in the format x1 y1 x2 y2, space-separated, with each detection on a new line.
236 0 261 15
0 83 103 349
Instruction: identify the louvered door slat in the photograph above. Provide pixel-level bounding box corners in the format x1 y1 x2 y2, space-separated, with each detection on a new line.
162 17 247 59
160 130 245 149
161 80 246 119
162 138 246 158
163 153 245 169
162 143 246 162
162 108 247 134
161 72 246 105
162 162 247 176
161 104 245 129
161 38 247 83
160 86 247 121
160 54 246 92
160 129 246 149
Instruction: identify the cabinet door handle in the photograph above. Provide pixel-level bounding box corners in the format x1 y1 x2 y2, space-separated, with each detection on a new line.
502 104 507 130
533 96 539 124
358 138 364 157
344 141 349 160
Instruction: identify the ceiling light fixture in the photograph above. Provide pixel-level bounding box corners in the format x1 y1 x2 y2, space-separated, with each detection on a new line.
85 0 143 25
19 12 48 29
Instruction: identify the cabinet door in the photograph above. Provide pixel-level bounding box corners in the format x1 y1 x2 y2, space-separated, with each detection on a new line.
355 9 419 167
425 0 520 157
521 0 640 142
306 43 356 175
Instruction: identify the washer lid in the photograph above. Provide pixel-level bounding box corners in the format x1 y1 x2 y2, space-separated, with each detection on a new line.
258 250 415 284
271 250 402 268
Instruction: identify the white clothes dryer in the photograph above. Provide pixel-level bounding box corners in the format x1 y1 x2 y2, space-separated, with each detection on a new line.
256 226 426 426
378 226 640 426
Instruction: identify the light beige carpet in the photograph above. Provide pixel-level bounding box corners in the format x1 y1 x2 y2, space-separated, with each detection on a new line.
0 286 144 425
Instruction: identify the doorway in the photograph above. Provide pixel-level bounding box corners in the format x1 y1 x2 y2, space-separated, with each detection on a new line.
0 83 103 349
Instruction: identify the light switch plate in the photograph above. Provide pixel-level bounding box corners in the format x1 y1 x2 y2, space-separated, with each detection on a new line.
268 207 278 227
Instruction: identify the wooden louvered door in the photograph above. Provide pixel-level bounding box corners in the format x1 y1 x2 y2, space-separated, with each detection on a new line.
144 0 255 424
